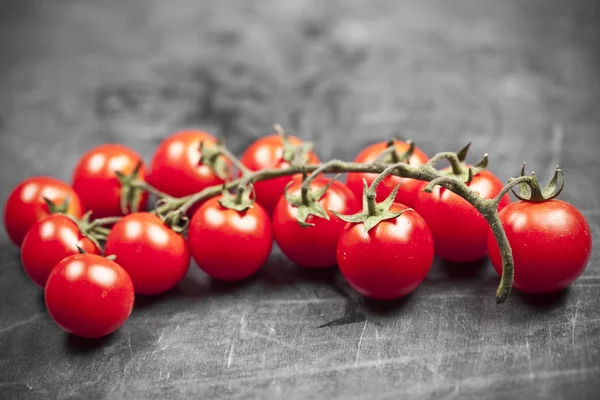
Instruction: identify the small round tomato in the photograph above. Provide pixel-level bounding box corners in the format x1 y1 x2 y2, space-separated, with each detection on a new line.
240 134 320 214
413 170 511 263
45 253 134 338
273 179 359 268
104 212 190 295
487 200 592 294
346 140 429 207
21 214 101 287
149 130 229 198
337 203 434 300
72 144 148 218
188 197 273 280
4 176 84 246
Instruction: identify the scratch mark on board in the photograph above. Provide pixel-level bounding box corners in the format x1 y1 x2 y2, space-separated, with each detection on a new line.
127 332 133 358
0 313 44 334
227 344 234 369
572 302 579 349
548 123 564 171
525 338 533 380
355 320 368 365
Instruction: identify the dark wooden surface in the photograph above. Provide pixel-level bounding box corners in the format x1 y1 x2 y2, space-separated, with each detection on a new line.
1 0 600 399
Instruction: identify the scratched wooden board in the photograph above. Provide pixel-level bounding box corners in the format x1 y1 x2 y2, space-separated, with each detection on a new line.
1 0 600 399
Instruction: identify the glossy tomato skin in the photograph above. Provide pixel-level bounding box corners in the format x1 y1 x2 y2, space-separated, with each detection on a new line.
273 179 359 268
72 144 148 218
21 214 101 287
346 140 429 208
188 197 273 280
149 130 228 199
45 253 134 338
104 212 190 295
240 134 320 214
487 200 592 294
336 203 434 300
413 170 511 263
4 176 84 246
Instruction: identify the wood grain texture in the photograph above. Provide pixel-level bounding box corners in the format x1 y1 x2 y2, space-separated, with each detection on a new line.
1 0 599 399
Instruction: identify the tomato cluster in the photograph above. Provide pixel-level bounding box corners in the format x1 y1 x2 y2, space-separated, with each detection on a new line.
2 129 593 338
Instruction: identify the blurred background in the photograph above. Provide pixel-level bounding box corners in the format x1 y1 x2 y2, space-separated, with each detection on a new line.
1 1 600 398
1 0 599 208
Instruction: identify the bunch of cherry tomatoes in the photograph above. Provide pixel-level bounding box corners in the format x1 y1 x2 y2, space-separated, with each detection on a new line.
3 129 593 339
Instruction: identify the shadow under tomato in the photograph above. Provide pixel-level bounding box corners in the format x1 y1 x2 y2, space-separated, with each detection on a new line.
515 288 569 310
362 293 412 317
66 333 115 353
439 257 488 280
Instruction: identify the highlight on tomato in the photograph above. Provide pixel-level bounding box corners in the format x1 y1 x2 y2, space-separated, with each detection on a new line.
104 212 190 296
45 253 135 338
4 176 84 246
72 144 148 218
148 130 230 199
187 187 273 281
346 139 429 208
240 126 320 214
272 177 359 268
21 214 101 287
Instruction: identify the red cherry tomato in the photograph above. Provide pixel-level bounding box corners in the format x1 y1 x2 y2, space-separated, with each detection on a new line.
413 170 511 263
336 203 434 300
3 176 84 246
21 214 101 287
346 140 429 207
72 144 148 218
45 253 134 338
487 200 592 294
188 197 273 280
104 212 190 295
240 135 320 214
272 179 359 268
149 130 229 198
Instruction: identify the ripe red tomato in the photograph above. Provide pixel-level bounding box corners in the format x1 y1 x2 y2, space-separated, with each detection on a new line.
346 140 429 208
188 196 273 280
149 130 229 198
3 176 84 246
72 144 148 218
240 134 320 214
272 179 359 268
413 170 511 263
45 253 134 338
104 212 190 295
21 214 101 287
337 203 434 300
487 200 592 294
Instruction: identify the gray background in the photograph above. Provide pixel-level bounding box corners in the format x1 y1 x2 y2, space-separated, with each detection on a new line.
1 0 600 399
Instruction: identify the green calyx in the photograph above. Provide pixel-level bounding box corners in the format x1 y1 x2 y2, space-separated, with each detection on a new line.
379 139 415 164
43 196 70 214
510 163 564 202
219 184 255 212
116 162 144 214
274 123 314 166
443 142 488 185
284 176 339 227
199 141 230 180
331 179 410 236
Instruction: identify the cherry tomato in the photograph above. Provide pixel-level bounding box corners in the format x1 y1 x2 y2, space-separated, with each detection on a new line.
21 214 101 287
413 170 511 263
487 200 592 294
104 212 190 295
45 253 134 338
272 179 359 268
188 197 273 280
240 135 320 214
3 176 84 246
72 144 148 218
336 203 434 300
346 140 429 207
149 130 229 198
